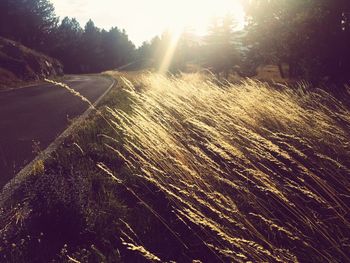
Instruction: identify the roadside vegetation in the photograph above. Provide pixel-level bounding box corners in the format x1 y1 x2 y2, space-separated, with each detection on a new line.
1 0 350 262
1 71 349 262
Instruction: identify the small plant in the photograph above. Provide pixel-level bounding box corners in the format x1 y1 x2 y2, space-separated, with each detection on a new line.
31 160 45 175
1 71 349 262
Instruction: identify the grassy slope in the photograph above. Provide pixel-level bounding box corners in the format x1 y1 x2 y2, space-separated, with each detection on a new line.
0 71 349 263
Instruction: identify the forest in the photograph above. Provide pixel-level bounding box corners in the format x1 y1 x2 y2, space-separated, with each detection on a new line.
1 0 350 85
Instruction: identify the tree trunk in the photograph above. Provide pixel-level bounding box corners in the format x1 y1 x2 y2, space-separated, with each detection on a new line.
289 60 298 79
278 63 286 79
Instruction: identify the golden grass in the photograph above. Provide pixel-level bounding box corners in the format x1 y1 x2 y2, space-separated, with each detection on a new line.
98 71 350 262
38 71 349 262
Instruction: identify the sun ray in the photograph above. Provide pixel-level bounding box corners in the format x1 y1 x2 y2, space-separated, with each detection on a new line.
155 0 245 73
158 31 183 74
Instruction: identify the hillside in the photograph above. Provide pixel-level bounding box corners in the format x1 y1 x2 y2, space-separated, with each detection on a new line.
1 71 349 262
0 37 63 89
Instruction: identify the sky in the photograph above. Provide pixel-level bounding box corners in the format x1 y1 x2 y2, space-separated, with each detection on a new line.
50 0 245 47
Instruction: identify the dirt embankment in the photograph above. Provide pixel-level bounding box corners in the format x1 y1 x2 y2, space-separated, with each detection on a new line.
0 37 63 89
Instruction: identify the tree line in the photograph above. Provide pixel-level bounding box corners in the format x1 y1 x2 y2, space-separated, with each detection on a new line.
0 0 243 76
1 0 350 84
136 0 350 85
0 0 135 73
137 15 243 78
50 18 135 73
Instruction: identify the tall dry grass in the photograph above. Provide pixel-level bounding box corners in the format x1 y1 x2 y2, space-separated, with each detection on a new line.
100 71 350 262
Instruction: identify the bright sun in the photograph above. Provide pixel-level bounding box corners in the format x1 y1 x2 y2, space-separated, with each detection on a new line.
51 0 245 47
157 0 245 73
163 0 245 35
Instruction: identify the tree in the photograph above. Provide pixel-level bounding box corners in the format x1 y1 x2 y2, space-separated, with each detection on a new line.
205 15 241 78
80 19 102 72
0 1 136 74
100 27 136 69
0 0 58 50
245 0 350 84
50 17 83 73
171 27 201 72
49 19 136 73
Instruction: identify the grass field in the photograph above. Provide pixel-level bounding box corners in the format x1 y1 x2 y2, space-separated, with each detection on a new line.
1 71 350 262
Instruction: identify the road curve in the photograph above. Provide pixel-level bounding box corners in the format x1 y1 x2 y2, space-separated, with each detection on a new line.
0 75 114 189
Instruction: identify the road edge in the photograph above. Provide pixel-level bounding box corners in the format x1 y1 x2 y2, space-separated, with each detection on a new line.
0 76 116 206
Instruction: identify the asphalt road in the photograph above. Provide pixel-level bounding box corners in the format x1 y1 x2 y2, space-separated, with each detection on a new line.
0 75 113 189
